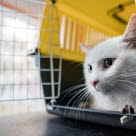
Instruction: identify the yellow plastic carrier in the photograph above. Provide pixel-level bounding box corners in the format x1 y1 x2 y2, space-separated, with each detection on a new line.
39 0 136 62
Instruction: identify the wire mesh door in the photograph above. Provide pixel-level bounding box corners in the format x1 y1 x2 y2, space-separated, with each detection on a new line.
0 0 62 102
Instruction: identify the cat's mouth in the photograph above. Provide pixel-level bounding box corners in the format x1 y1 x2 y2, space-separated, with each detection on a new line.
95 84 113 94
90 81 114 94
95 86 103 92
90 83 103 92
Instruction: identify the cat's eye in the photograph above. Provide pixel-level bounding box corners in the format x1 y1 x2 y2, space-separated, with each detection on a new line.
88 64 92 72
104 58 116 68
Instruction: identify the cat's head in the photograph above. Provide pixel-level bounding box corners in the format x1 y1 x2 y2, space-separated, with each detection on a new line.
81 14 136 96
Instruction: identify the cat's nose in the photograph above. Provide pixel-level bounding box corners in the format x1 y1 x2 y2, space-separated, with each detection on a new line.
91 80 99 87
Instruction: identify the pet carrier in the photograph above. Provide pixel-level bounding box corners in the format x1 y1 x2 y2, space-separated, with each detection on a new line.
1 0 136 130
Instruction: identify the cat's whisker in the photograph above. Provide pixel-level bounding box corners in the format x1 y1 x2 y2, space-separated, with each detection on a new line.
110 81 136 98
64 88 87 117
108 87 129 109
69 89 89 120
60 84 86 95
77 91 90 120
60 89 79 103
117 79 136 88
67 87 87 99
72 90 88 108
68 88 87 118
116 81 136 97
98 81 114 90
68 92 84 118
105 72 136 82
82 92 91 119
74 91 89 120
70 93 85 119
107 82 136 109
62 87 86 99
73 62 83 69
72 90 89 120
108 87 120 97
60 84 86 102
123 84 136 97
100 73 136 90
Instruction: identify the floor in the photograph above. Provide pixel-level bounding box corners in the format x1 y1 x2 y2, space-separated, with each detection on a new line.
0 112 136 136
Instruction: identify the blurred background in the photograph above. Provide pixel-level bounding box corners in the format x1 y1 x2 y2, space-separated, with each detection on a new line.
0 0 46 115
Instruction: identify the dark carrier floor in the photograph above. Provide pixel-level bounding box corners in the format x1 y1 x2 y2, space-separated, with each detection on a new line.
0 112 136 136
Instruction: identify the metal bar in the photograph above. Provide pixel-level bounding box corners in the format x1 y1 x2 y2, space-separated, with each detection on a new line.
55 6 62 99
38 49 42 99
0 40 60 46
0 54 60 59
0 0 62 102
38 3 43 99
0 0 3 89
49 3 55 102
1 25 59 32
23 0 48 5
40 56 60 58
0 69 60 71
0 83 60 86
12 0 17 100
0 10 58 19
0 0 47 20
0 96 59 102
26 2 29 100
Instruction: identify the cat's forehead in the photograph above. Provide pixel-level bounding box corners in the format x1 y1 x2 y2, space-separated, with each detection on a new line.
86 36 126 63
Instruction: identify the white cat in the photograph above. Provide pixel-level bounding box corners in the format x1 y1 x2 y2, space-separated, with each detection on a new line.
81 14 136 111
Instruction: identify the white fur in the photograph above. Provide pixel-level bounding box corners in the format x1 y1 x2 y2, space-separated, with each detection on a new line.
83 36 136 111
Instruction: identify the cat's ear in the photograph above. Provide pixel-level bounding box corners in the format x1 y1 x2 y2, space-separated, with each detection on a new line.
80 43 91 53
123 14 136 42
